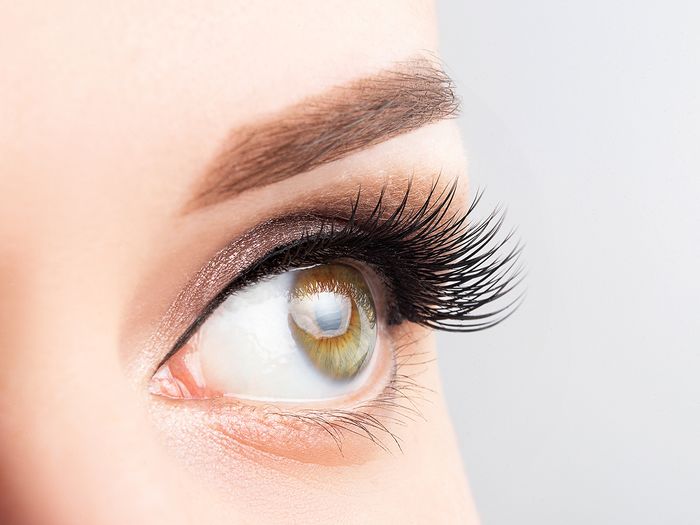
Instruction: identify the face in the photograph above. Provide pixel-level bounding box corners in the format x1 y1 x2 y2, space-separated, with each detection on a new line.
0 2 515 523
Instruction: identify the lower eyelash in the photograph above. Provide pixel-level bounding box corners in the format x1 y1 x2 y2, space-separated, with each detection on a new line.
268 325 435 454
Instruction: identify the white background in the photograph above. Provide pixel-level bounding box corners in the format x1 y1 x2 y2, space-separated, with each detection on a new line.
436 1 700 523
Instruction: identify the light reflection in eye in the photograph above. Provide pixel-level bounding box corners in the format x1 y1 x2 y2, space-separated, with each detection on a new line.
150 264 380 402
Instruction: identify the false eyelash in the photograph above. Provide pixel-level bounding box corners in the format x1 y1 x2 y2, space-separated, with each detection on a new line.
224 178 524 334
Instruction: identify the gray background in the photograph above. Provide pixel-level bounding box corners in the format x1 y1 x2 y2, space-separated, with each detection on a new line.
435 1 700 524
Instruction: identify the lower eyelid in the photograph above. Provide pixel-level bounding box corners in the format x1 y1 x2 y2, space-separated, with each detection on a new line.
149 324 432 463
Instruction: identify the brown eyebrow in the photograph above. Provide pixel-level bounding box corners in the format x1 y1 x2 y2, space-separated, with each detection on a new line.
187 58 460 211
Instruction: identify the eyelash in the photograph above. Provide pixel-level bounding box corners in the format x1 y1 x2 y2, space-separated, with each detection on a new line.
269 328 433 454
164 179 523 451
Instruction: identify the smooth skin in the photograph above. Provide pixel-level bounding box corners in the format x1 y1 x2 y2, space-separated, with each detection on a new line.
0 2 478 523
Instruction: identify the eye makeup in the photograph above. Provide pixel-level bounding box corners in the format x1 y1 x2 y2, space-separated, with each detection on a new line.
147 178 523 455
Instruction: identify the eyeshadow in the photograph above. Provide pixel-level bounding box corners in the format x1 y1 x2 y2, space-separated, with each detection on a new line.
145 179 443 362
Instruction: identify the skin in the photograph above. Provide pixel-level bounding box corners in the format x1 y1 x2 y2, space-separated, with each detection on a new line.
0 1 478 523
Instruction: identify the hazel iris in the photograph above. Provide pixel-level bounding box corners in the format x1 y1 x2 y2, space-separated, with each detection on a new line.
288 264 377 379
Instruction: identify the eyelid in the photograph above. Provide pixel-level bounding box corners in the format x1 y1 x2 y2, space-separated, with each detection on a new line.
137 178 437 369
154 179 524 375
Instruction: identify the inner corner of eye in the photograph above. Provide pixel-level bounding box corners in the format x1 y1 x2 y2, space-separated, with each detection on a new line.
149 262 386 404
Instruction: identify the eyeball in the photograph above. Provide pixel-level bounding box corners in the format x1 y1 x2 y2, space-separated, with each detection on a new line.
150 263 381 402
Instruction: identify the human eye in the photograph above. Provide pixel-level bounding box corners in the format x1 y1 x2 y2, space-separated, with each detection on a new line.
150 262 386 402
148 180 523 451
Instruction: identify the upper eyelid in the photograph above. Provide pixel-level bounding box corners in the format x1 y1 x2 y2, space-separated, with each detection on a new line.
125 176 452 378
154 188 426 371
152 180 523 373
155 216 393 371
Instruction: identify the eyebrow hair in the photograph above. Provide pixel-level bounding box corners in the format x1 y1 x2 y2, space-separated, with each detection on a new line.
188 58 460 211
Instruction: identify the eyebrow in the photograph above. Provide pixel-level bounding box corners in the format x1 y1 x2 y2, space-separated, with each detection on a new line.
187 58 460 211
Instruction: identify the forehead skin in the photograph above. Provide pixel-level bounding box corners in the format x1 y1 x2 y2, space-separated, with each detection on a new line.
0 2 476 524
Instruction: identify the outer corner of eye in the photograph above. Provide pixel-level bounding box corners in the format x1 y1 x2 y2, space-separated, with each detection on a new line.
149 263 387 405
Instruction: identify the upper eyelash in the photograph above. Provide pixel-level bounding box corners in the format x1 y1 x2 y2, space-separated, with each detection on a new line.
292 178 525 331
164 178 524 367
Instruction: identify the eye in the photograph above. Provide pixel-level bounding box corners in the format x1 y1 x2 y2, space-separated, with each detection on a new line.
149 263 384 402
146 184 523 453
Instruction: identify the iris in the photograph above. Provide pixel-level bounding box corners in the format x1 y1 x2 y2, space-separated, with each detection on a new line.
288 264 377 379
